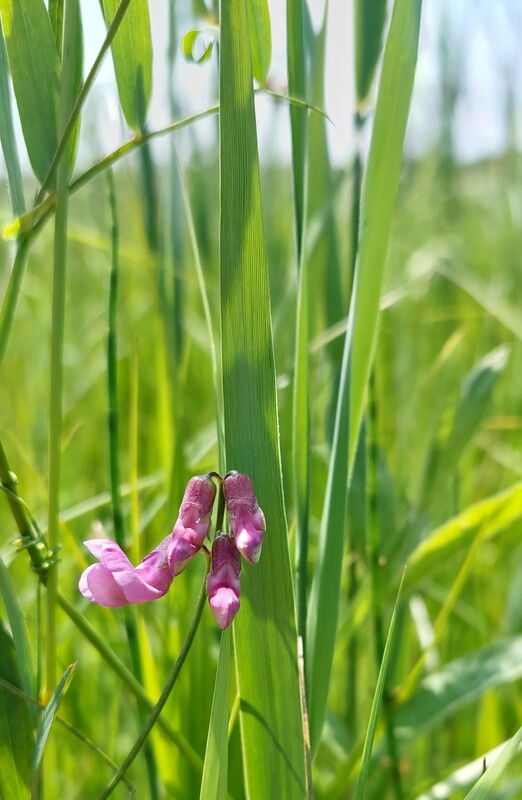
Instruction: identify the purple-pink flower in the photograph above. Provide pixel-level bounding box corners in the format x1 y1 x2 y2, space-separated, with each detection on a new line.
206 533 241 629
223 471 265 564
79 474 216 608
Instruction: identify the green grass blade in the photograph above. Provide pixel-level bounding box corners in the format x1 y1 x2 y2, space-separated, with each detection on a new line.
31 662 76 796
199 629 231 800
405 482 522 590
353 570 406 800
102 0 152 132
0 619 33 800
0 29 25 216
219 0 307 796
0 555 35 721
463 724 522 800
286 0 307 256
306 0 422 753
0 0 60 185
246 0 271 85
354 0 388 103
395 637 522 742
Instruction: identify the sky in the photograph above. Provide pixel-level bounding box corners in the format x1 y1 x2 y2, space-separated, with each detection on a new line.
3 0 522 179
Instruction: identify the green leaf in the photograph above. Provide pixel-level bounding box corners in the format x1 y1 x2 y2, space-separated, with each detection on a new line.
181 29 216 65
306 0 422 754
0 0 60 184
354 0 388 103
395 637 522 742
0 29 25 216
31 662 77 796
286 0 308 255
102 0 152 132
463 724 522 800
199 630 231 800
246 0 271 85
353 570 406 800
0 555 35 722
406 482 522 591
219 0 307 795
0 619 33 800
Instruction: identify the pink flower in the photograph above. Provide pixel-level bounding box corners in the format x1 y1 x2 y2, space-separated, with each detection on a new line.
168 474 217 575
207 534 241 629
79 474 217 607
223 471 265 564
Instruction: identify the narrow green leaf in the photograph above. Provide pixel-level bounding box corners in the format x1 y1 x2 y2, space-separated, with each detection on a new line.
199 630 231 800
32 662 76 796
354 0 388 103
0 29 25 216
246 0 271 85
0 619 33 800
0 555 35 721
406 482 522 591
0 0 60 184
463 724 522 800
219 0 307 795
395 637 522 742
287 0 308 256
306 0 422 753
102 0 152 132
353 570 406 800
181 29 216 64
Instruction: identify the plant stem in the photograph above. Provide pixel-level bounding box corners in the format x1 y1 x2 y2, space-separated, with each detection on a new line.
96 569 209 799
366 371 403 800
0 234 31 370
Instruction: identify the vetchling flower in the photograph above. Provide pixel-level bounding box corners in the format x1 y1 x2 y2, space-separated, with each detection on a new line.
79 474 216 607
206 533 241 629
223 471 265 564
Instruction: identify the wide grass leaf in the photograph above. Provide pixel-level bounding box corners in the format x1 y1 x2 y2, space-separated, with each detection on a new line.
0 0 60 185
0 555 34 722
395 637 522 741
306 0 422 753
199 629 231 800
219 0 307 796
102 0 152 132
354 0 388 103
246 0 271 85
0 619 33 800
0 29 24 216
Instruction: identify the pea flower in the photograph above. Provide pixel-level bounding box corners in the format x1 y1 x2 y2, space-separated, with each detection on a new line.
207 533 241 629
223 471 265 564
79 474 216 607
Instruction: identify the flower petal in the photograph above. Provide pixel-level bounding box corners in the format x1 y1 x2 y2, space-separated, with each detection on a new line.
209 587 240 630
80 563 128 607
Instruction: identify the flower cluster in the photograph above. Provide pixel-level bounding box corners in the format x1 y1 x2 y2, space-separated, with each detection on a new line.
79 471 265 629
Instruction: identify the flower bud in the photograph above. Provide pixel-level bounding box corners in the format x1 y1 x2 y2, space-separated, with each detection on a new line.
223 471 265 564
207 533 241 629
168 474 217 576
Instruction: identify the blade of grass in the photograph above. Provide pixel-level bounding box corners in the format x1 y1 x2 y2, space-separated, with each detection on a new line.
31 662 76 797
286 0 308 258
246 0 271 85
0 29 25 216
219 0 307 795
354 0 388 104
463 724 522 800
353 570 406 800
101 0 152 133
0 0 60 184
306 0 422 753
199 629 231 800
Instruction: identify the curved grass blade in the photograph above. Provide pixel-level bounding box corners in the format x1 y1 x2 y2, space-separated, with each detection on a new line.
354 0 388 104
102 0 152 132
0 30 25 216
463 724 522 800
246 0 271 85
219 0 307 795
32 662 77 797
0 555 35 722
353 570 406 800
199 629 231 800
306 0 422 754
0 619 33 800
0 0 60 185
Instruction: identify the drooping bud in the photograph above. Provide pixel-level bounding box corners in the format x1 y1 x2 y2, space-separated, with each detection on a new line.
207 533 241 629
223 471 265 564
168 474 217 575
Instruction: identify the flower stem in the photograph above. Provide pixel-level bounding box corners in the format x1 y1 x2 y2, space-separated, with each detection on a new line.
96 569 209 799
